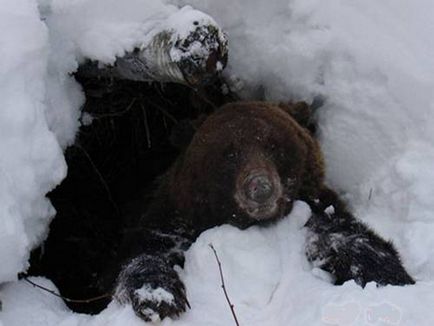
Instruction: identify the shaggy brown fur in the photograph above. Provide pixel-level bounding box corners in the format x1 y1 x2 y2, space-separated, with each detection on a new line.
159 101 325 231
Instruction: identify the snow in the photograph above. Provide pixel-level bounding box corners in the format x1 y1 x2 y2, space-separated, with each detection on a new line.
2 204 434 325
324 205 335 215
0 0 67 284
44 0 176 64
135 285 175 305
2 0 434 325
45 0 224 83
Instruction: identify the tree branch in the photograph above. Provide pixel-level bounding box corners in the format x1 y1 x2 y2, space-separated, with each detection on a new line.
22 276 111 304
209 244 240 326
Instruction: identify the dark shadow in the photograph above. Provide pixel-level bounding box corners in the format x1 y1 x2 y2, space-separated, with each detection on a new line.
28 75 234 314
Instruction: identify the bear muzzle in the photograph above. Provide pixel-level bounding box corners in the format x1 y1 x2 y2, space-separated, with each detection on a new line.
244 174 274 203
235 164 284 221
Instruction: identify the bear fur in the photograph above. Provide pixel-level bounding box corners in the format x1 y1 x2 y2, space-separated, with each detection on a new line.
155 101 324 231
111 101 414 322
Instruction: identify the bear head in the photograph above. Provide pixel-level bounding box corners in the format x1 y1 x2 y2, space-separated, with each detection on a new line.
166 101 325 231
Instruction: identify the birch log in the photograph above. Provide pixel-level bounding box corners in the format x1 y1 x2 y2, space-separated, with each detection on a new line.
76 7 228 86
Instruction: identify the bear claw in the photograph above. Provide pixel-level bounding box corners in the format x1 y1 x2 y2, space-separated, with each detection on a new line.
114 254 190 322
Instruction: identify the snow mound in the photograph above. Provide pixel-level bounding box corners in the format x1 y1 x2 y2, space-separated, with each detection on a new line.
2 203 434 325
0 0 67 284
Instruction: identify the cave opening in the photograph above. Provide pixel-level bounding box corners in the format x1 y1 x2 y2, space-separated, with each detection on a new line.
28 75 233 314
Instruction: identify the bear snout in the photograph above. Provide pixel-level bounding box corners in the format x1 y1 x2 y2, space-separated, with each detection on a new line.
244 174 274 203
234 163 284 221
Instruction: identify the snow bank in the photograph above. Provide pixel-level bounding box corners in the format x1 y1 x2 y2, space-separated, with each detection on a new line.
0 0 67 284
2 203 434 325
2 0 434 325
43 0 172 64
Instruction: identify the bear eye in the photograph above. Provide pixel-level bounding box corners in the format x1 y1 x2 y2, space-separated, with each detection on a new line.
270 144 282 155
223 145 239 160
269 144 285 160
226 151 238 160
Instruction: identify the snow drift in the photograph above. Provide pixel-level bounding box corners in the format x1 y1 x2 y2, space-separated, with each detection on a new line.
2 0 434 325
0 0 68 284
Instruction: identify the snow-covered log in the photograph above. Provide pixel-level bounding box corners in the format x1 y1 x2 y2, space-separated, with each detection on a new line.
76 7 228 86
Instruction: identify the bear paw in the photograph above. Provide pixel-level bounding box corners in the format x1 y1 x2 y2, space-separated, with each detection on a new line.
130 282 190 322
114 254 190 321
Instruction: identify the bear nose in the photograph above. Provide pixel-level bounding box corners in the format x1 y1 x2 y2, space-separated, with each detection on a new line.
244 175 274 203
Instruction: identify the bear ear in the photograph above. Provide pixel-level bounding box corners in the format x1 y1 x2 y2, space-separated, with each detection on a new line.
278 101 311 127
278 101 318 135
170 114 208 151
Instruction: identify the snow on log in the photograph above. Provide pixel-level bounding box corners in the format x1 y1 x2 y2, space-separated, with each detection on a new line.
76 7 228 86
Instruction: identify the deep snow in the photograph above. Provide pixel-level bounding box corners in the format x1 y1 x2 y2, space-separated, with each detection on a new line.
0 0 67 284
2 0 434 325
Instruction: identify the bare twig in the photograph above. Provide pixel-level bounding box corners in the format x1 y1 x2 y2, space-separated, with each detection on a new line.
146 99 178 124
140 103 152 148
91 98 137 119
74 144 120 216
23 277 111 304
187 86 218 110
209 244 241 326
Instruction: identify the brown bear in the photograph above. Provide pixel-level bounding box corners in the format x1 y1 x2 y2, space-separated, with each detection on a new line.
112 101 414 322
